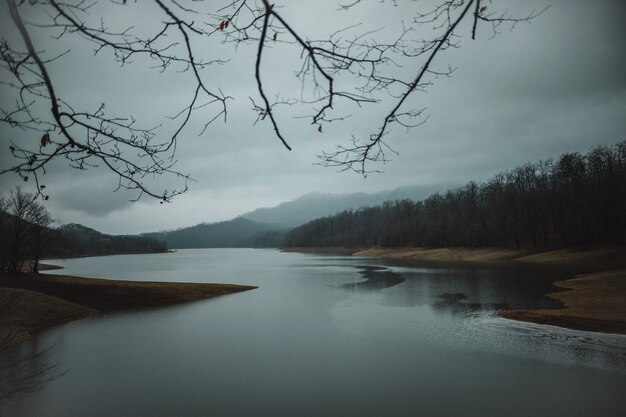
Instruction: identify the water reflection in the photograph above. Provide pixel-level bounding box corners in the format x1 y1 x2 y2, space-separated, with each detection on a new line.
341 266 404 290
337 258 572 314
2 250 624 417
0 339 62 413
431 292 508 315
472 315 626 369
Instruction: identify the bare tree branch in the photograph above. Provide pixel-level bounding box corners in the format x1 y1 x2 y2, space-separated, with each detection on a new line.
0 0 547 199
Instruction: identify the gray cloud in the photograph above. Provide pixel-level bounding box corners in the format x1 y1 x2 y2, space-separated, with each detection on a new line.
2 0 625 234
47 174 136 217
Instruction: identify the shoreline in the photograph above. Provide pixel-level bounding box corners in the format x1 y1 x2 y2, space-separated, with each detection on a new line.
499 269 626 334
0 269 256 349
286 246 626 335
352 246 626 267
3 246 625 347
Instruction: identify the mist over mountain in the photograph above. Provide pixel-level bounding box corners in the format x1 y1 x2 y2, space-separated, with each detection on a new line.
136 185 448 249
241 185 448 228
285 142 626 249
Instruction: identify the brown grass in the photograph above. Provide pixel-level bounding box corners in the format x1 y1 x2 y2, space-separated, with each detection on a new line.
0 272 256 348
515 247 626 268
0 287 97 347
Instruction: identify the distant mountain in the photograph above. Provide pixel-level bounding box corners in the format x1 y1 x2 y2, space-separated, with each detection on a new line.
241 185 448 228
57 223 103 240
144 217 279 249
136 185 450 249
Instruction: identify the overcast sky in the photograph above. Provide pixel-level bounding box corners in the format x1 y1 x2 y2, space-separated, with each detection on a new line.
1 0 625 234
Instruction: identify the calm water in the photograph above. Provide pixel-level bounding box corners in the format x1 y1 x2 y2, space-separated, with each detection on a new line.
1 249 625 417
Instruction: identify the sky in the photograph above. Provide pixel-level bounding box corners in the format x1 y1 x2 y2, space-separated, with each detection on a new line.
1 0 625 235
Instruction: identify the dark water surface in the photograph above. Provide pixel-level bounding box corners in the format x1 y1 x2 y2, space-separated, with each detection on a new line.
1 249 625 417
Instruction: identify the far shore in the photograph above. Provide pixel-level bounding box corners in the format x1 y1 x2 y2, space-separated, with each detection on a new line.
0 269 256 349
285 246 626 335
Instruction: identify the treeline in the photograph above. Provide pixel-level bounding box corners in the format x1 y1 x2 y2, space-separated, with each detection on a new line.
52 223 167 258
285 141 626 249
1 188 166 274
144 217 275 249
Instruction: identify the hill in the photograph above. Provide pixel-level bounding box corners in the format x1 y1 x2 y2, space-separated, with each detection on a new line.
242 185 447 228
143 217 278 249
50 223 167 257
138 186 447 249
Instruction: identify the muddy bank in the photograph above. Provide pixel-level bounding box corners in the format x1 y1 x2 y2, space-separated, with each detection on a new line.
500 269 626 334
287 246 626 334
0 272 256 348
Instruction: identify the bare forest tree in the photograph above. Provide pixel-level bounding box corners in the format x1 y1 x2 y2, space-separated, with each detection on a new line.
0 0 545 201
0 187 52 273
284 142 626 249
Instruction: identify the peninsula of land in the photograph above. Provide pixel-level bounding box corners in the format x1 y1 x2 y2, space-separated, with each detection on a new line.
0 268 256 348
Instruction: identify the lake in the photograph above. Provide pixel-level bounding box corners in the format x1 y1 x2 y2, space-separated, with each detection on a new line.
1 249 625 416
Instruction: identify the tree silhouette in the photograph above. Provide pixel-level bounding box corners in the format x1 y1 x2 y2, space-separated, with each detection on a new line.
0 187 52 273
1 0 545 200
284 142 626 249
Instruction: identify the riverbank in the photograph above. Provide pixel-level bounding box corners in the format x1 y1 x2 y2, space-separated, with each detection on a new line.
46 248 173 259
288 246 626 334
500 269 626 334
352 246 626 267
355 247 626 334
0 271 256 349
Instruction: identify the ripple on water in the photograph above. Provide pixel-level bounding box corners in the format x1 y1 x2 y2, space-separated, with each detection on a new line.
462 313 626 372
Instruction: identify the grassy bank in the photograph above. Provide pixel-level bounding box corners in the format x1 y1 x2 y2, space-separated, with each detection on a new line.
0 272 256 348
0 287 97 348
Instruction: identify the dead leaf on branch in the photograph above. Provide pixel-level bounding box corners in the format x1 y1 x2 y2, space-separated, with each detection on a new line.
40 133 50 147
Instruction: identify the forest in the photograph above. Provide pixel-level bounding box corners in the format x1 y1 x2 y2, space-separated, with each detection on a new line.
51 224 167 258
0 189 166 274
284 142 626 249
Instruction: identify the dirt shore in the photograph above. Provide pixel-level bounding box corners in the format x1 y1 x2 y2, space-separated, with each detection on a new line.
499 269 626 334
290 246 626 334
355 247 626 334
352 246 626 267
0 271 256 349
